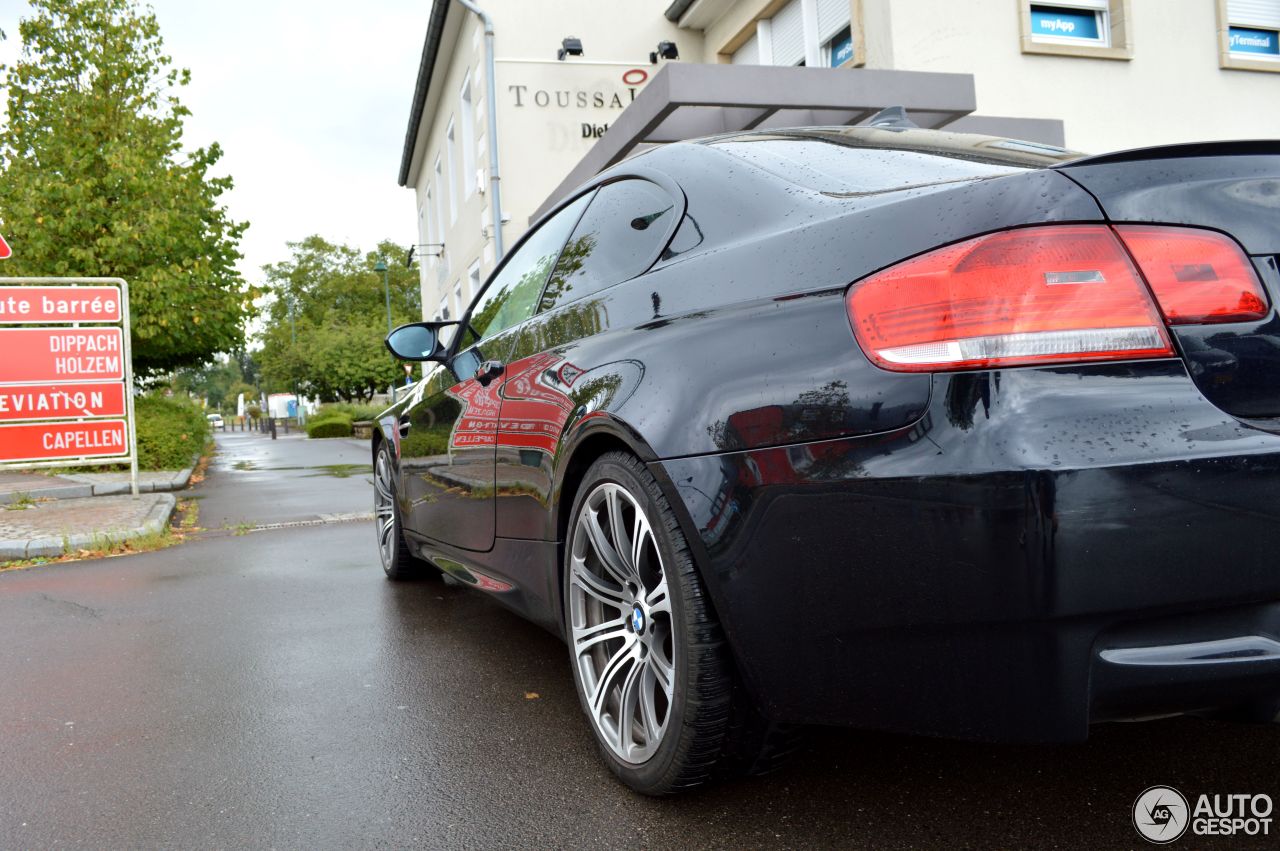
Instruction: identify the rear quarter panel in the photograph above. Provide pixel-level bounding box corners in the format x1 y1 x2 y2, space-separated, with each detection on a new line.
495 152 1108 542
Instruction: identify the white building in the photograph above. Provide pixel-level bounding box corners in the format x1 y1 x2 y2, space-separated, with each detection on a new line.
399 0 1280 322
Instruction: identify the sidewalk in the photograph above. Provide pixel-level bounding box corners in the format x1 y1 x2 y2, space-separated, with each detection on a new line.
0 468 193 504
0 469 187 561
0 492 176 559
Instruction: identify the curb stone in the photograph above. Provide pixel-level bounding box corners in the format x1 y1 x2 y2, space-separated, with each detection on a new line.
60 468 193 496
0 483 94 505
0 493 177 560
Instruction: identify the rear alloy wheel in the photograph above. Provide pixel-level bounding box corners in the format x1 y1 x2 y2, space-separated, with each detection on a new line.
565 451 732 794
374 442 435 581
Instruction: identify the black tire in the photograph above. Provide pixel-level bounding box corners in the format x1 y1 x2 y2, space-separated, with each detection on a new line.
564 451 733 794
374 441 437 582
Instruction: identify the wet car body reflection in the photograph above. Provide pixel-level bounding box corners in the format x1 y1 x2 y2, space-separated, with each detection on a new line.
375 125 1280 745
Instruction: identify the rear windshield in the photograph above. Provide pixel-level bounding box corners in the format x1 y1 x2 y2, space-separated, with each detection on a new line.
711 128 1083 196
714 139 1031 195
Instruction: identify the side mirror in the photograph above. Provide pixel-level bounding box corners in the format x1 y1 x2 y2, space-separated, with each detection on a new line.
385 321 457 361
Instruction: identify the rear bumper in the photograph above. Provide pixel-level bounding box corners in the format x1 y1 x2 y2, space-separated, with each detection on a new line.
656 360 1280 741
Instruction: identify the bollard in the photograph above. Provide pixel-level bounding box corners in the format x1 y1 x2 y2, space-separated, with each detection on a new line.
270 418 277 440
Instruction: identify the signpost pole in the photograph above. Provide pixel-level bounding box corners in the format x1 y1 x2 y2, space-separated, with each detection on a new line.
119 278 139 498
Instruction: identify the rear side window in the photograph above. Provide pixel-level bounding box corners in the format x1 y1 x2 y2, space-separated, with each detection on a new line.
463 191 592 346
714 139 1028 194
539 179 677 312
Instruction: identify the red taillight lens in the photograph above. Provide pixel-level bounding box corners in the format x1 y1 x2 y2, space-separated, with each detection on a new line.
1114 225 1268 324
847 225 1174 372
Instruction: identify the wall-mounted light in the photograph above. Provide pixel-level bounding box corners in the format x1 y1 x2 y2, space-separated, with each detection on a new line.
649 41 679 64
404 243 445 267
557 36 584 61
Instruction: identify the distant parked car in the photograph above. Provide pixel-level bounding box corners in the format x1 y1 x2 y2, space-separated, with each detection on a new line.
374 120 1280 794
206 413 224 430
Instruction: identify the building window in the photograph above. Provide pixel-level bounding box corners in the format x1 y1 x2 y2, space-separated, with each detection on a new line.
1219 0 1280 71
439 296 450 321
771 0 806 65
430 172 448 278
445 119 459 224
468 261 481 307
1020 0 1132 59
454 281 464 316
460 71 477 197
726 0 863 69
731 32 759 65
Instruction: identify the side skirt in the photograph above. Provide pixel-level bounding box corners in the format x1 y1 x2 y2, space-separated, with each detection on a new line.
406 531 564 638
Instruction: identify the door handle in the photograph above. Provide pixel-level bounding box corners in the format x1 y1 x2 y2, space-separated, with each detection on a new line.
475 360 505 387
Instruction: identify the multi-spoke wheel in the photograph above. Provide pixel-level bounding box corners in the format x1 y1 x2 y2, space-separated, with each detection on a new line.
564 451 733 794
374 442 436 581
570 482 676 765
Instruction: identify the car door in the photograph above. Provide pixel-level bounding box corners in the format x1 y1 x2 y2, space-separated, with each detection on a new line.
398 191 593 551
495 178 683 539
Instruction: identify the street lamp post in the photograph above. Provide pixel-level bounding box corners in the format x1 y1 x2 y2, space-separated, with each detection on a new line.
375 258 398 401
287 293 305 426
375 258 392 337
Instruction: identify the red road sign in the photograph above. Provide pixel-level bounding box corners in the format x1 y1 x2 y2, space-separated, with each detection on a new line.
0 327 124 383
0 285 120 323
0 235 10 260
0 419 128 464
0 382 127 423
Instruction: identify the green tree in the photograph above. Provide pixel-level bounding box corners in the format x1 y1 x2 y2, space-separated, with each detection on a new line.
172 355 246 409
257 236 421 402
0 0 253 374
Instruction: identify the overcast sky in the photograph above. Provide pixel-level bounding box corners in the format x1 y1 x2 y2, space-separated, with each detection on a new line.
0 0 429 281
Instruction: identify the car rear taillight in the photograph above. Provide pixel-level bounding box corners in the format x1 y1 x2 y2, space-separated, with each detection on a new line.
1114 225 1268 325
846 225 1174 372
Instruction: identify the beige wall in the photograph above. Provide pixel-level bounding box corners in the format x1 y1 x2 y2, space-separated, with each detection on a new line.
407 0 1280 321
865 0 1280 152
408 0 692 322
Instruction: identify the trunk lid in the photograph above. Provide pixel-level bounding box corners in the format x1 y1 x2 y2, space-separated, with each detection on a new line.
1056 141 1280 254
1057 142 1280 420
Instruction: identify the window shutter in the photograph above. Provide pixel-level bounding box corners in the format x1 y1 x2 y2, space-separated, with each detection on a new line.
733 33 760 65
816 0 852 42
771 0 806 66
1229 0 1280 27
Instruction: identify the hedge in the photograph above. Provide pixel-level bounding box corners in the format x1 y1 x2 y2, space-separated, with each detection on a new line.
318 402 384 421
133 395 210 471
306 414 354 439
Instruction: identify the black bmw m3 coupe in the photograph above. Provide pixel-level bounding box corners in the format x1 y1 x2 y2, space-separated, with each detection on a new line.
373 120 1280 794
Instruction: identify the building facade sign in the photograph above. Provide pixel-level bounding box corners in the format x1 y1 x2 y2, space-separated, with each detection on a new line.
1029 5 1103 41
500 61 652 142
1229 26 1279 55
494 60 657 232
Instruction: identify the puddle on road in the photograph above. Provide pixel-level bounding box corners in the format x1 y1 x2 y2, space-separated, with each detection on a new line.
304 464 371 478
226 461 371 478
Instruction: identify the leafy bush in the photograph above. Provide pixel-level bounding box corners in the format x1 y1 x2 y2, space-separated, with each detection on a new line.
306 414 353 439
398 422 452 458
318 402 383 422
134 395 210 470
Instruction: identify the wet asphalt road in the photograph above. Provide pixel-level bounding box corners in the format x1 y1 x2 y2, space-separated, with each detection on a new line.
1 433 1279 849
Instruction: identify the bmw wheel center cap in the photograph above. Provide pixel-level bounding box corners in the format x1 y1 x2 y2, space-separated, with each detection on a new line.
631 605 646 634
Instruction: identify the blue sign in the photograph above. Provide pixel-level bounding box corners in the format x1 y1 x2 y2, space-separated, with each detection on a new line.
1229 26 1280 56
1029 5 1101 41
829 27 854 67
